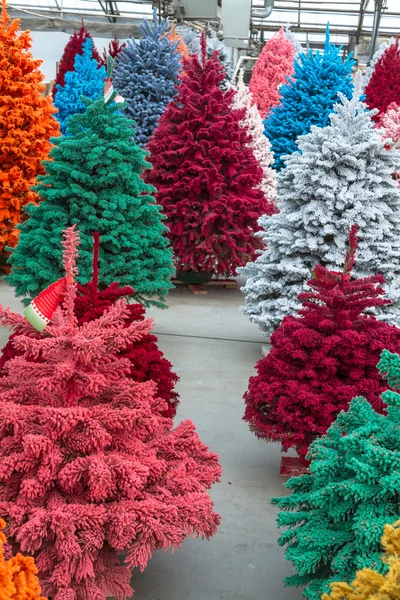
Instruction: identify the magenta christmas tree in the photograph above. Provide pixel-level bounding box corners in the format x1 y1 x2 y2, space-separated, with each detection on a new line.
146 33 273 277
244 225 400 460
0 226 221 600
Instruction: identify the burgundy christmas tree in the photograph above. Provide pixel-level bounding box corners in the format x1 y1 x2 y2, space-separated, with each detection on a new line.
244 225 400 457
365 37 400 125
100 36 126 66
53 23 100 99
146 33 274 277
0 233 179 418
0 226 221 600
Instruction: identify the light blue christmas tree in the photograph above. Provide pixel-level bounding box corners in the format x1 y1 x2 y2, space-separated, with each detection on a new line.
112 10 182 147
264 25 355 171
54 37 106 135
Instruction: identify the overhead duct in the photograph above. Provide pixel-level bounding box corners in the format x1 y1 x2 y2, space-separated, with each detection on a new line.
251 0 274 19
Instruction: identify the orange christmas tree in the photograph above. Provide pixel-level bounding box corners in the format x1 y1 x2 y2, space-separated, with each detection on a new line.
0 0 59 259
0 519 46 599
168 25 190 63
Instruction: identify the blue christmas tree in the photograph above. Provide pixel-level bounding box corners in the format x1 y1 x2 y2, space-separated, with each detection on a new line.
264 25 355 171
54 37 106 135
112 10 182 147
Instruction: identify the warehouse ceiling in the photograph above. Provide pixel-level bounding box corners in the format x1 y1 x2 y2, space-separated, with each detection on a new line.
3 0 400 51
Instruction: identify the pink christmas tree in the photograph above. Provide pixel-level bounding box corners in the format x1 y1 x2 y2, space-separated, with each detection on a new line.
0 226 221 600
249 27 297 120
380 102 400 185
232 69 276 205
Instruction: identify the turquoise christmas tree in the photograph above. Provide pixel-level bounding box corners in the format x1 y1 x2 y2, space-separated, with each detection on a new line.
272 348 400 600
8 88 174 307
113 10 181 147
265 25 355 171
54 37 106 135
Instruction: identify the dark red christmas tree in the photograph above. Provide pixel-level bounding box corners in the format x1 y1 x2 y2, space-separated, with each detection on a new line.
146 33 274 276
244 225 400 457
0 233 179 418
365 37 400 124
52 23 101 99
100 36 126 66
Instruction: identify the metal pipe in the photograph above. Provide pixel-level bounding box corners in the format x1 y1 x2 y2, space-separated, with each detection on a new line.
251 0 274 19
369 0 384 60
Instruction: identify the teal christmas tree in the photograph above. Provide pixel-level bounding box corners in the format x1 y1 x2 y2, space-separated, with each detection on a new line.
272 348 400 600
265 25 355 171
113 10 181 147
8 86 174 307
54 37 106 135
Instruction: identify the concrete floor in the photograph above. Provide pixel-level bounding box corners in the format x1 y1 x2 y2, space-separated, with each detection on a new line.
0 281 302 600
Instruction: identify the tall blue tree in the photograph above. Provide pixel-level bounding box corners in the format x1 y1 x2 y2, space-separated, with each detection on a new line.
264 25 355 171
54 37 106 135
112 10 182 147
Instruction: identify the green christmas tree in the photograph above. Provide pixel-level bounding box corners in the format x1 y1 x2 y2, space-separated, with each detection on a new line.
8 93 174 307
272 348 400 600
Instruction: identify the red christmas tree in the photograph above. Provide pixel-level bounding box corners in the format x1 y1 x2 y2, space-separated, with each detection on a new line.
365 37 400 124
0 233 179 418
146 33 274 276
53 23 100 99
244 225 400 457
100 36 126 66
0 226 221 600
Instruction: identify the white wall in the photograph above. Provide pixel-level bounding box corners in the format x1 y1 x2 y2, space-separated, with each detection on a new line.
30 31 126 81
29 29 234 82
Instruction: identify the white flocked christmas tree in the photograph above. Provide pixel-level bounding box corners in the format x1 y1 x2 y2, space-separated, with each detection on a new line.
232 69 276 204
241 74 400 336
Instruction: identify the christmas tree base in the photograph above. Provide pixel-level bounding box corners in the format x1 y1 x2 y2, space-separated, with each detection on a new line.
176 270 213 284
280 455 310 477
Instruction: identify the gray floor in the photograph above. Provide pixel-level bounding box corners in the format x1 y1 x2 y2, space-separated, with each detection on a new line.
0 281 302 600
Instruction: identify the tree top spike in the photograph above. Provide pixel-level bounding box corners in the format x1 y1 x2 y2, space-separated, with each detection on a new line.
325 22 330 50
200 31 207 66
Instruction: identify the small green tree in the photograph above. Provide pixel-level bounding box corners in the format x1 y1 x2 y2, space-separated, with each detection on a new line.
8 94 174 307
272 348 400 600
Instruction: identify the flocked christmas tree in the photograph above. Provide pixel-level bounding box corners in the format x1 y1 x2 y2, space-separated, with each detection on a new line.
0 226 221 600
207 39 234 92
100 35 126 66
265 25 355 171
363 37 396 90
177 25 200 57
8 83 173 307
244 225 400 457
249 27 297 120
232 69 276 204
241 76 400 336
146 34 274 276
322 520 400 600
1 232 179 417
380 101 400 185
113 10 181 147
365 37 400 125
0 519 45 600
52 22 100 100
0 0 59 257
272 347 400 600
168 25 189 65
54 37 106 134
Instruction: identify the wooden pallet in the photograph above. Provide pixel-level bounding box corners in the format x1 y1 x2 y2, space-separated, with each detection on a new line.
172 278 238 295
